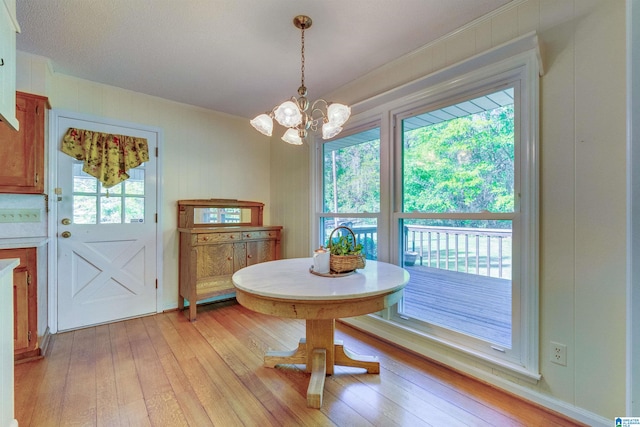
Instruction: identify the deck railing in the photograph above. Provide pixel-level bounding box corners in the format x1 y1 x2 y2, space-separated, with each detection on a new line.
328 223 512 279
404 225 512 279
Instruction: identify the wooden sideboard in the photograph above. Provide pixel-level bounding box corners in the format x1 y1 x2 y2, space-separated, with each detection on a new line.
177 199 282 321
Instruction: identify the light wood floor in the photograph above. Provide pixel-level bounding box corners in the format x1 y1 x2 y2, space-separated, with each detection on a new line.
15 300 585 427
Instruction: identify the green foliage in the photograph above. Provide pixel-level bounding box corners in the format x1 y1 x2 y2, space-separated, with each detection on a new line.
327 234 363 256
323 139 380 213
322 103 515 230
403 106 515 228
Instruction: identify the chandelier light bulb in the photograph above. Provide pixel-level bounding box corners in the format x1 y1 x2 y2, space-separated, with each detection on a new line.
322 122 343 140
327 103 351 127
282 128 304 145
274 101 303 128
250 114 274 136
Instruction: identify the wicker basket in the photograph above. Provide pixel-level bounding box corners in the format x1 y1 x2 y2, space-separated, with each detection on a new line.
327 226 366 273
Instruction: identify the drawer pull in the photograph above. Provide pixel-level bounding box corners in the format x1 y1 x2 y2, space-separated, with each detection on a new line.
247 254 252 259
202 236 209 241
227 257 232 261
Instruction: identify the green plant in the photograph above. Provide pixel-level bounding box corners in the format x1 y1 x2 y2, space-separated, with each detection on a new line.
328 234 363 256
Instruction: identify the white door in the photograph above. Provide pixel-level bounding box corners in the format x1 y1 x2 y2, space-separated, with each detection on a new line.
54 114 158 331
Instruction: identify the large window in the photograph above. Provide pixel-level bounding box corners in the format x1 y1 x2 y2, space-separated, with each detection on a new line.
314 41 540 378
319 127 380 259
396 87 517 354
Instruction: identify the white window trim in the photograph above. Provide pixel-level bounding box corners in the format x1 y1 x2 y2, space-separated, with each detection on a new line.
312 32 542 382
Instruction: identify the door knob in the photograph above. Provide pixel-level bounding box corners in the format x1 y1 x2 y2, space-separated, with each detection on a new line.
61 231 71 238
61 218 71 225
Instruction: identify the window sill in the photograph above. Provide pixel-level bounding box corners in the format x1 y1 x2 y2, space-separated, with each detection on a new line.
341 314 542 384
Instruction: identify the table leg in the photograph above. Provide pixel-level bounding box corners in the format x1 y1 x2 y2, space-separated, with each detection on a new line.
262 318 381 408
307 349 326 408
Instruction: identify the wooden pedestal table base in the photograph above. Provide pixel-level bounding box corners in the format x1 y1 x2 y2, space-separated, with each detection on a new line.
263 319 380 408
232 258 409 408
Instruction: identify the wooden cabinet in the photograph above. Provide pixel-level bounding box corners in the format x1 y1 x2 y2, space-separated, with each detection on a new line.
178 199 282 321
0 92 50 194
0 0 19 130
0 247 38 360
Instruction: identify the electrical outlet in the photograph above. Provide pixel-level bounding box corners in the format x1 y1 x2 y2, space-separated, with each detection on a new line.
550 341 567 366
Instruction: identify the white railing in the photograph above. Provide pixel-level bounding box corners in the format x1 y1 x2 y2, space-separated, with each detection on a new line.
404 225 512 278
326 223 512 279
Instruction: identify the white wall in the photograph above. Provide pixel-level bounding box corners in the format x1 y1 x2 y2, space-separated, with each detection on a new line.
270 0 627 422
16 52 273 311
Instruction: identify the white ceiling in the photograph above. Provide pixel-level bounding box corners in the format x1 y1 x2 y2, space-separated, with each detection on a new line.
15 0 514 119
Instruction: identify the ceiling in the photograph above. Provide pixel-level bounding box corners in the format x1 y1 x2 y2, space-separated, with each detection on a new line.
15 0 514 120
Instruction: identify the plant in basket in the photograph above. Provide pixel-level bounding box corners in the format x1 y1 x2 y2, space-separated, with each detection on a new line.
327 226 366 273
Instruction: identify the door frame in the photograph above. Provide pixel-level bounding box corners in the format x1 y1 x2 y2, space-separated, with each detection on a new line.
47 109 164 334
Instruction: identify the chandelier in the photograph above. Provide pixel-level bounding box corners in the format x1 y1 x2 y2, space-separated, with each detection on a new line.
250 15 351 145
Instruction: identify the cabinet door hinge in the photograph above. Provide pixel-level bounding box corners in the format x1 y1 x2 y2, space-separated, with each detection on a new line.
28 331 32 342
155 213 158 223
27 273 31 285
155 147 158 157
35 172 39 183
155 279 158 289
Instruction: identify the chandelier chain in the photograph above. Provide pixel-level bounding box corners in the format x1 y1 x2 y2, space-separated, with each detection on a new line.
300 27 305 89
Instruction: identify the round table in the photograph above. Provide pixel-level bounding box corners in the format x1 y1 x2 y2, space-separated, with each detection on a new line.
232 257 409 408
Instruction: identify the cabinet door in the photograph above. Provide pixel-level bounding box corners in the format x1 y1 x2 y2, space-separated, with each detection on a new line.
246 239 277 266
0 247 37 355
13 270 28 351
197 243 234 279
0 92 46 193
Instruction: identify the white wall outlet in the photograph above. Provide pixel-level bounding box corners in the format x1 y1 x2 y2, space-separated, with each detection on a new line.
550 341 567 366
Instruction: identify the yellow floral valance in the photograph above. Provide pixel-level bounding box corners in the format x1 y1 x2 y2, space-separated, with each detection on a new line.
62 128 149 188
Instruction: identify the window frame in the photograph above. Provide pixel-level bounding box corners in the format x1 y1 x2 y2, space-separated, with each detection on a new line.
312 34 541 380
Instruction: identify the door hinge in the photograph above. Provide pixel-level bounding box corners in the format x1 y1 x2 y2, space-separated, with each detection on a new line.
155 147 158 157
155 279 158 289
155 213 158 223
28 330 32 342
35 173 39 183
27 273 31 285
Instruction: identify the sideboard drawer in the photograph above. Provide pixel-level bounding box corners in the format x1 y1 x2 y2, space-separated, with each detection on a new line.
196 232 241 244
243 230 279 240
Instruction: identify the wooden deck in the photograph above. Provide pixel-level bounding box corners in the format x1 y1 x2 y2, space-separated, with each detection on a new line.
401 266 512 347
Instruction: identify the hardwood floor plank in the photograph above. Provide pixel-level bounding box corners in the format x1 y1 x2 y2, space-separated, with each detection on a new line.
167 311 281 426
198 308 328 426
94 324 121 427
14 301 587 427
13 351 47 426
124 318 190 427
26 331 74 427
161 313 245 426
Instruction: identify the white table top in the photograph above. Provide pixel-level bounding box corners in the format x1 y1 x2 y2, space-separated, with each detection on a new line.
232 257 409 301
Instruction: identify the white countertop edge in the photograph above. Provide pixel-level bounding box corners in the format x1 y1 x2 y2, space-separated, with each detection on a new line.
0 237 49 249
0 259 20 277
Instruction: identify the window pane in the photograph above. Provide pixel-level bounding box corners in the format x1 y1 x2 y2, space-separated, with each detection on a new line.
125 169 145 195
103 183 122 195
72 163 97 193
323 128 380 213
400 218 512 347
73 195 97 224
100 196 122 224
402 89 514 213
125 197 145 223
321 217 377 260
